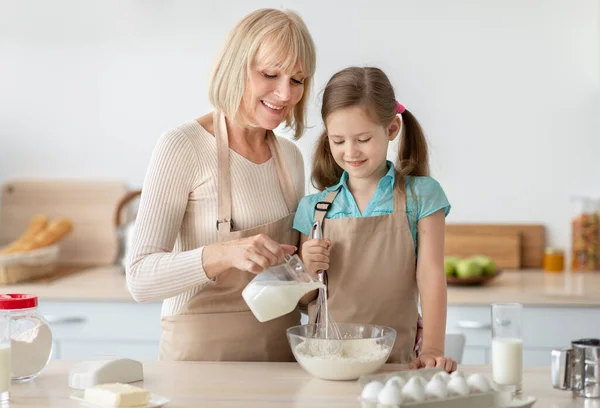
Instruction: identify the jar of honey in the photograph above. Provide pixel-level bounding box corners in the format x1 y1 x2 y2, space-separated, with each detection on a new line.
543 247 565 273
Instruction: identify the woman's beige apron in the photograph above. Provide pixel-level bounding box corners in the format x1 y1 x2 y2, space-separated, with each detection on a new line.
160 111 301 361
309 180 418 363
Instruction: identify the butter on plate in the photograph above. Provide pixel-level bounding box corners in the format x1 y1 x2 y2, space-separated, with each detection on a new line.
83 383 150 407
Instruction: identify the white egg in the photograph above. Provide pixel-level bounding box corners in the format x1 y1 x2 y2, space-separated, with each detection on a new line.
424 377 448 399
432 371 451 383
361 381 384 401
385 376 407 388
450 370 464 378
467 374 492 393
407 375 428 388
447 376 470 397
377 383 404 405
402 378 426 403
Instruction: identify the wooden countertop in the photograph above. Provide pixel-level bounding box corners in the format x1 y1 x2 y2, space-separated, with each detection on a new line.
8 361 598 407
2 266 600 307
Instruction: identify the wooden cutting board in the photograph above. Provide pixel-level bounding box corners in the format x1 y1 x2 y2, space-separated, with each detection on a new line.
0 180 127 265
445 231 521 268
446 224 545 268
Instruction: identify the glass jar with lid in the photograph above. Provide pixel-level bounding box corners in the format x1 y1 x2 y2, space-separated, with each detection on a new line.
0 294 53 382
571 196 600 271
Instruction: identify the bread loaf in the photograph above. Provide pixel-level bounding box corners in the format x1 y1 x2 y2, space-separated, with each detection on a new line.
0 216 73 254
17 218 73 251
0 215 49 254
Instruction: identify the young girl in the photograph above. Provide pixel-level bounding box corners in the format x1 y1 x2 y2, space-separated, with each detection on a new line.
294 67 456 372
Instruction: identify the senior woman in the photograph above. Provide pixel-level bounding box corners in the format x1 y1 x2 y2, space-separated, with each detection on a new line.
127 8 316 362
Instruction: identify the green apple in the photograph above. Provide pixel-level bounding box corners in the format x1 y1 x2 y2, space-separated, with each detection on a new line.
444 256 461 277
455 259 483 278
471 255 496 276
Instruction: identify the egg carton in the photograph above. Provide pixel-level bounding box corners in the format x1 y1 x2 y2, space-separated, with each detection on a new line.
358 368 501 408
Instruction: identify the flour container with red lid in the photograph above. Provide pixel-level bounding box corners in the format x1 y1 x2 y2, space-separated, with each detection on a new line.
0 294 53 382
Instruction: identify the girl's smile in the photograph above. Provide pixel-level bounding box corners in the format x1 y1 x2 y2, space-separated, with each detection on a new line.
346 160 367 167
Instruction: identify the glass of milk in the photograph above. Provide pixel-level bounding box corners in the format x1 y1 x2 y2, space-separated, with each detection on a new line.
491 303 523 398
0 311 10 404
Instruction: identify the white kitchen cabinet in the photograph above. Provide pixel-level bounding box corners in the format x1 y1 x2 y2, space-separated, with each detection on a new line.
35 299 599 365
462 346 487 365
447 305 600 366
38 300 162 360
58 340 159 360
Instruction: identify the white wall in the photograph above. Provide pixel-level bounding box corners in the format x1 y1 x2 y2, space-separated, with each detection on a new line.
1 0 599 252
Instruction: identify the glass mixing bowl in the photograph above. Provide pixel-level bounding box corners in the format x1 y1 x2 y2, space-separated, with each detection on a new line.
287 323 396 381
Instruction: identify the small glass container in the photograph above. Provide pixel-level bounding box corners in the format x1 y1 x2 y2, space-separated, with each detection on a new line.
543 247 565 273
0 294 53 382
0 311 10 404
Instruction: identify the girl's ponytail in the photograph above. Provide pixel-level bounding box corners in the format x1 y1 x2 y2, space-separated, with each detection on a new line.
311 130 344 191
396 109 430 178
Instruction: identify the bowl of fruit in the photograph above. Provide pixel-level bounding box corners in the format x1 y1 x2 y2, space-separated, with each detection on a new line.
444 255 502 286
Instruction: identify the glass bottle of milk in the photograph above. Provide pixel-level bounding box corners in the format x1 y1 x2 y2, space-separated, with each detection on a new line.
243 255 324 322
0 311 10 404
491 303 523 398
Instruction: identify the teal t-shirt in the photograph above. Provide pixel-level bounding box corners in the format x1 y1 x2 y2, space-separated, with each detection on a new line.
293 161 451 255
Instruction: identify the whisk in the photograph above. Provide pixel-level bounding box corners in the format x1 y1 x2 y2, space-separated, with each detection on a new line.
309 220 342 341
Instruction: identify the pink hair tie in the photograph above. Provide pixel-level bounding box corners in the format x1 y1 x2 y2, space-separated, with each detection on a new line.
396 101 406 114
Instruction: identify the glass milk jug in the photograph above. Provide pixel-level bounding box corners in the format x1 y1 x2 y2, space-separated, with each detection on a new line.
242 255 324 322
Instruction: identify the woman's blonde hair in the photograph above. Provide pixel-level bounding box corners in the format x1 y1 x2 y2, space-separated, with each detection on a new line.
312 66 430 190
209 9 316 139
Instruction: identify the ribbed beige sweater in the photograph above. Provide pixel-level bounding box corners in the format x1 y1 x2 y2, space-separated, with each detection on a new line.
126 120 305 317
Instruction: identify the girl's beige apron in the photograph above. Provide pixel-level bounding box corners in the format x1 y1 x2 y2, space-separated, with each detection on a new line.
309 180 418 363
160 111 300 361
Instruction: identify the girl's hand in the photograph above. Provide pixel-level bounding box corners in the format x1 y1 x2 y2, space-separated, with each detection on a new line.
408 350 457 373
301 238 330 276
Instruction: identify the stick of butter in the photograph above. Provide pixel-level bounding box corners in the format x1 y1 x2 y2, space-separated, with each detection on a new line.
83 383 150 407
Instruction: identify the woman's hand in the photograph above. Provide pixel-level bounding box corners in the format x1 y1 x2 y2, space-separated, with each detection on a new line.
301 238 330 277
203 234 296 279
408 349 457 373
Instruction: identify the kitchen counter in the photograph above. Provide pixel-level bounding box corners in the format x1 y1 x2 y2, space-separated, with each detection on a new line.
447 270 600 306
2 266 600 306
0 265 134 301
8 361 598 407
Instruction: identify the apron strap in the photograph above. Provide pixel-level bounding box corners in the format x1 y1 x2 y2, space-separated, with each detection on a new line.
214 111 233 236
266 132 298 214
393 174 408 215
313 188 340 224
214 111 298 238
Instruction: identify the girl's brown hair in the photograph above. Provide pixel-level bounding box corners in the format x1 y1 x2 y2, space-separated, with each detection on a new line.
311 67 430 190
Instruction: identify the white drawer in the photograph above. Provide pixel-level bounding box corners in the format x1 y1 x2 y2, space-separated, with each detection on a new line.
58 340 159 360
38 301 162 342
522 308 600 348
447 306 492 347
448 306 600 350
51 341 59 360
462 347 487 365
523 348 553 367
